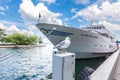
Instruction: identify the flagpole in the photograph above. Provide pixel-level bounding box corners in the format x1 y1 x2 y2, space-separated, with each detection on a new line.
38 18 40 23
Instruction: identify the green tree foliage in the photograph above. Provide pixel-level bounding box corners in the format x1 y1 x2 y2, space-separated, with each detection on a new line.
0 29 43 45
0 28 5 35
0 28 7 42
39 36 43 43
3 33 40 45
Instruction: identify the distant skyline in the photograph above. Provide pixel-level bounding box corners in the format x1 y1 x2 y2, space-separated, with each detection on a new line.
0 0 120 40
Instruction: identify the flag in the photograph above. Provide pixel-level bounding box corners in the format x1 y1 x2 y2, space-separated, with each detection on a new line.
39 13 41 18
38 13 41 22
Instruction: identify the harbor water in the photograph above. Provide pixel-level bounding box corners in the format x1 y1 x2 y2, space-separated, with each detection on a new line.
0 44 105 80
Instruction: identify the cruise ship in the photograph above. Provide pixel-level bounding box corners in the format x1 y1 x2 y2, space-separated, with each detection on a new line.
36 23 118 59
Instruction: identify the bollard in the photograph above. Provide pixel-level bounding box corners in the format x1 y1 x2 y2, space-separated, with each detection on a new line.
52 51 75 80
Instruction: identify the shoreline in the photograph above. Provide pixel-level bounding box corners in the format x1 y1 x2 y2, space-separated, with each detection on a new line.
0 44 46 48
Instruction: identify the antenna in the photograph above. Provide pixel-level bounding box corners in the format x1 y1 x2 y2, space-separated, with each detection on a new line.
90 12 94 26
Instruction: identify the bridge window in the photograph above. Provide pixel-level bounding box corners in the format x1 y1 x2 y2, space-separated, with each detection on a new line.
49 30 73 37
40 28 48 35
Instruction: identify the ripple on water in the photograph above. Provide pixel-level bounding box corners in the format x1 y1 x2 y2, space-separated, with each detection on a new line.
0 44 53 80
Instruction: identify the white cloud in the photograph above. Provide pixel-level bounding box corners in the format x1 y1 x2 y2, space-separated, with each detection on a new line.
72 5 103 20
40 0 56 4
7 25 20 32
71 8 77 13
100 20 120 40
28 26 37 31
19 29 34 35
0 6 9 15
0 22 6 29
94 0 117 6
0 23 19 33
78 19 83 22
19 0 62 26
72 1 120 31
99 20 120 31
0 22 36 35
0 6 9 11
75 0 90 5
0 12 5 15
0 6 4 11
63 22 68 26
0 6 5 15
63 18 69 21
0 19 24 27
63 18 70 26
0 23 20 33
101 1 120 22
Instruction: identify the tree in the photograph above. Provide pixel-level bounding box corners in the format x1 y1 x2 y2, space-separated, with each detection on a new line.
0 31 42 45
0 28 7 43
6 33 38 45
39 36 43 43
0 28 5 35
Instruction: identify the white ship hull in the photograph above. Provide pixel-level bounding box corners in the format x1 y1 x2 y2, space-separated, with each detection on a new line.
36 23 118 59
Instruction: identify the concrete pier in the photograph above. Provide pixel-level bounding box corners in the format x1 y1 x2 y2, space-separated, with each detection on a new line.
52 49 120 80
0 44 45 48
52 51 75 80
89 48 120 80
113 49 120 80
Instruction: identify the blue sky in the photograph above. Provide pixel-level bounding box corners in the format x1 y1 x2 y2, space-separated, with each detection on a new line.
0 0 120 40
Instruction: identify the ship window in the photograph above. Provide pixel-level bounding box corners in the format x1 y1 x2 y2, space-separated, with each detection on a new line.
40 28 49 35
95 45 97 47
102 27 105 29
110 36 113 39
100 33 109 38
49 30 73 37
109 45 113 48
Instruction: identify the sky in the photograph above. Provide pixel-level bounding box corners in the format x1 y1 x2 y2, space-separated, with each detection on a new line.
0 0 120 40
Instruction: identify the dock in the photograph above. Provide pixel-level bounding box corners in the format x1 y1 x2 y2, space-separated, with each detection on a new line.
0 44 46 48
113 49 120 80
52 48 120 80
89 48 120 80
